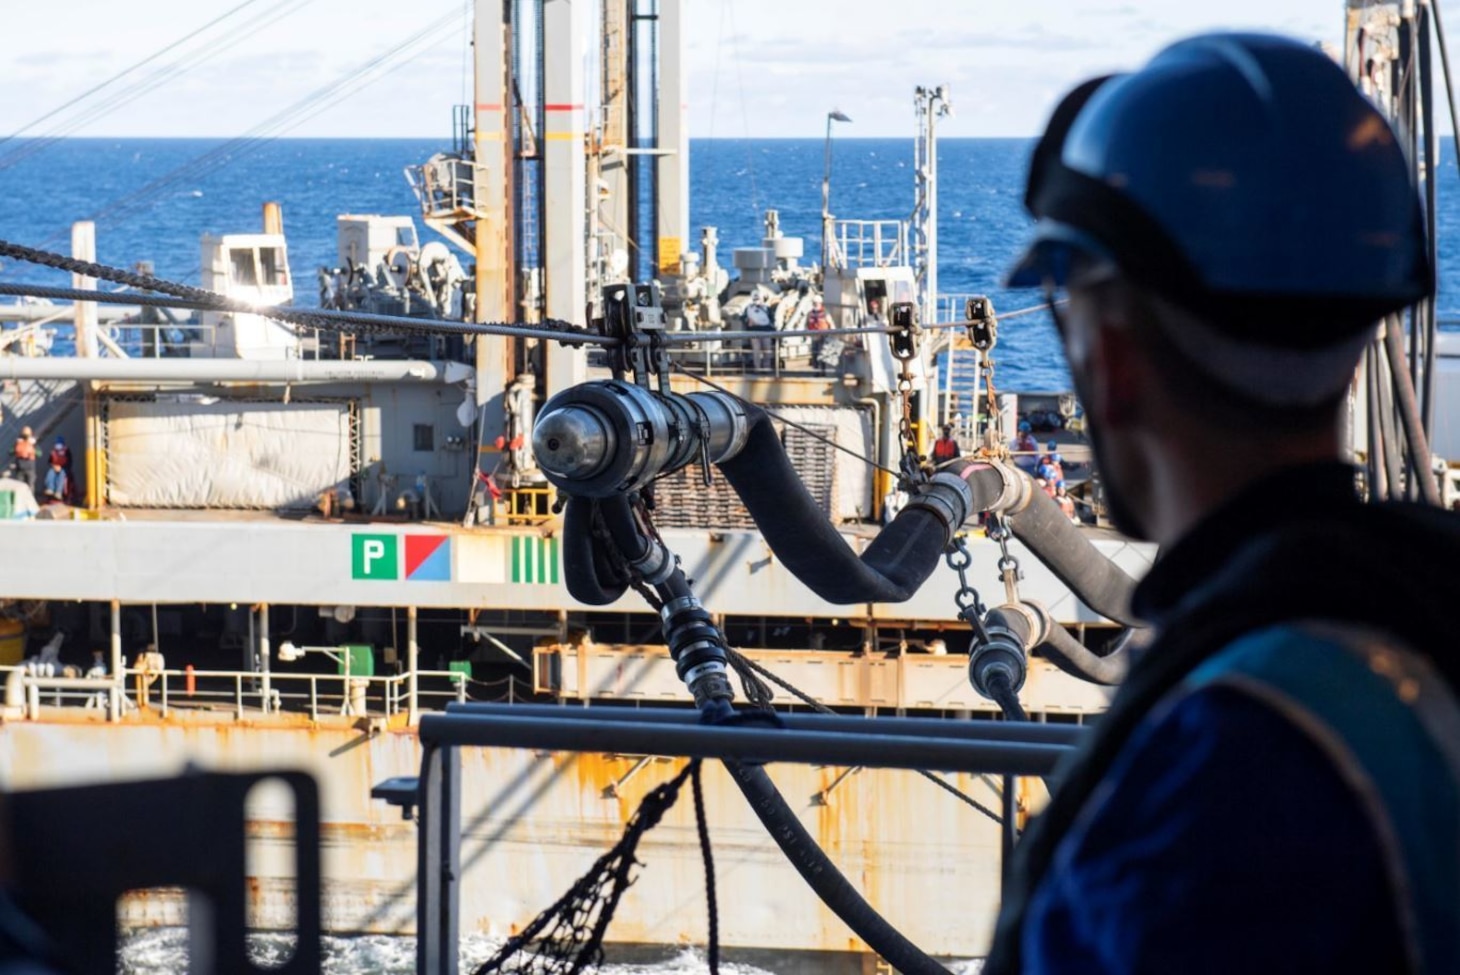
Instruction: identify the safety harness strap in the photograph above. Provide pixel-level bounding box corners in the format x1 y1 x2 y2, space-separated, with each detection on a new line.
1187 622 1460 975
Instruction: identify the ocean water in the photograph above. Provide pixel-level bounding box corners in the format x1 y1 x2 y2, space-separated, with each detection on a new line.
117 929 985 975
119 930 797 975
14 136 1458 393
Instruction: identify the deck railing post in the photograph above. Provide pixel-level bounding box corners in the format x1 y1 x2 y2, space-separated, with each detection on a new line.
258 603 272 715
108 600 122 722
408 606 420 725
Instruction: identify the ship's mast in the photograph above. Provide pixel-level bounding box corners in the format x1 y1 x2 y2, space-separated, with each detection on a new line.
654 0 688 278
471 0 514 454
542 0 588 394
912 84 951 328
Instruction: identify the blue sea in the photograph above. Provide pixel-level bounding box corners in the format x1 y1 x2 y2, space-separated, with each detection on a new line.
2 137 1459 391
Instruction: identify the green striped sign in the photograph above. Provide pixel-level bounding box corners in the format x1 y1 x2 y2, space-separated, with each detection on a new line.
511 536 560 585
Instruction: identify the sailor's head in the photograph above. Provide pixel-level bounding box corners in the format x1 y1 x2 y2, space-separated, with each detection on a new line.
19 427 31 438
942 424 954 436
812 295 824 306
1007 32 1431 541
53 437 65 448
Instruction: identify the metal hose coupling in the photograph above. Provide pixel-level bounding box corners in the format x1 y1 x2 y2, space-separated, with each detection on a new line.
659 595 734 708
532 381 750 497
968 601 1049 700
904 471 976 537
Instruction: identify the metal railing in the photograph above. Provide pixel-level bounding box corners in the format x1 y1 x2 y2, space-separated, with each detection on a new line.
3 663 472 723
830 219 908 269
397 702 1081 975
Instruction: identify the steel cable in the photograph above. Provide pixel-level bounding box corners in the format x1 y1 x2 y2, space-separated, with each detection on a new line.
0 0 317 173
0 0 270 156
5 8 464 256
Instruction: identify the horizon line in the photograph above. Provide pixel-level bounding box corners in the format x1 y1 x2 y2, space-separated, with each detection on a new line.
0 133 1043 142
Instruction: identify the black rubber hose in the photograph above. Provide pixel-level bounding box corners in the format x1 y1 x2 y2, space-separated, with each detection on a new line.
596 494 647 560
1382 315 1443 505
1034 623 1132 686
716 406 1003 604
561 498 628 605
1004 485 1141 627
724 760 950 975
985 671 1027 723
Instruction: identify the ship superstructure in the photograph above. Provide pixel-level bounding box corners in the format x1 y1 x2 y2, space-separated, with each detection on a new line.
0 1 1455 971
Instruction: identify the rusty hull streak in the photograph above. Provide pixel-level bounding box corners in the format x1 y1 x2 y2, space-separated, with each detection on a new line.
2 713 1010 958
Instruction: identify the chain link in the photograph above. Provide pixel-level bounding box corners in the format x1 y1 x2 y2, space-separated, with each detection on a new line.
884 301 927 489
896 374 925 489
986 515 1023 605
944 535 991 646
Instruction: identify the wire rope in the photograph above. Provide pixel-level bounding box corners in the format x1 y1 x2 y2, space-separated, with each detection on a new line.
4 8 464 261
0 0 318 173
0 0 269 155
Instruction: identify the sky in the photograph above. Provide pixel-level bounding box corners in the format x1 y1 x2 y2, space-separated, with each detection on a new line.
0 0 1378 140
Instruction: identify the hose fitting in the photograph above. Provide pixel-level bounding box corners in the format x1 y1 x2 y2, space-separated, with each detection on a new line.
968 605 1034 700
904 471 975 534
660 595 733 708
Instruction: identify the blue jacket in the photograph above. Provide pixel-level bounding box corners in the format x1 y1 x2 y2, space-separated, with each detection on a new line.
986 464 1460 973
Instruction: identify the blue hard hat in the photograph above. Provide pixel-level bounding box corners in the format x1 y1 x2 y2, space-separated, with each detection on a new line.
1018 420 1032 433
1007 33 1432 345
1046 440 1058 452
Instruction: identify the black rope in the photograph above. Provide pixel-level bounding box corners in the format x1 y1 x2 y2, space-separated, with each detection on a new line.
690 762 720 975
473 760 706 975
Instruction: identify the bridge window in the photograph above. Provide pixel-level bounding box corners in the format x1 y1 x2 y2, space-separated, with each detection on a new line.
259 247 288 286
229 249 258 286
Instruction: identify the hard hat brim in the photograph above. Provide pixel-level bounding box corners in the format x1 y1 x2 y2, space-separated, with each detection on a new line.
1004 220 1115 289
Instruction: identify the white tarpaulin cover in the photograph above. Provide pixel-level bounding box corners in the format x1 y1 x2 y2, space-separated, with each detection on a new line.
0 477 39 519
106 399 352 508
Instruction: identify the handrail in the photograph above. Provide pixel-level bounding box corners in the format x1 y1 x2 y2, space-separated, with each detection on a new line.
4 662 470 723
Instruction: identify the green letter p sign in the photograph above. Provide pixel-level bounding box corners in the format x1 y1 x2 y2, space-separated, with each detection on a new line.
352 534 398 580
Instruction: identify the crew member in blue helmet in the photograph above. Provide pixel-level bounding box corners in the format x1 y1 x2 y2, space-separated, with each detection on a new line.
987 33 1460 974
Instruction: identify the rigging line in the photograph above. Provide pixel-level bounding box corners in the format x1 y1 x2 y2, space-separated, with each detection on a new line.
658 325 892 342
0 0 317 173
670 362 899 476
0 0 267 153
724 0 759 214
916 298 1068 330
1430 0 1460 183
707 0 728 140
88 12 462 224
16 9 465 251
0 282 609 347
461 0 472 111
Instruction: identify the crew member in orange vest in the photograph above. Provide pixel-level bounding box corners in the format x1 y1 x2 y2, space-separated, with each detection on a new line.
10 426 36 495
932 424 960 464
